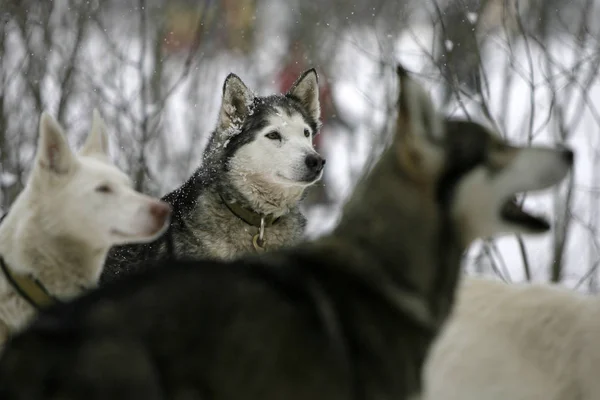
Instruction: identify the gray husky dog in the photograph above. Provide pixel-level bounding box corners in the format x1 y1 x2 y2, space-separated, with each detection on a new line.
100 69 325 284
0 65 573 400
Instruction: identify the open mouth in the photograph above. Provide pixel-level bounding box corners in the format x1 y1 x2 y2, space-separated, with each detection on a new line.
500 196 550 233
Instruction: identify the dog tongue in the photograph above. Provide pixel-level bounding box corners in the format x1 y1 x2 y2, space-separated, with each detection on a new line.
500 196 550 232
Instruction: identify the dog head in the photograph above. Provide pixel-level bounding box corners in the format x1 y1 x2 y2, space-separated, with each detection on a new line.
393 65 573 246
208 70 325 213
29 111 171 248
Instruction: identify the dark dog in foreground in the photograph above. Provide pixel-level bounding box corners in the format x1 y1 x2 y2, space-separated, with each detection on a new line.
0 66 573 400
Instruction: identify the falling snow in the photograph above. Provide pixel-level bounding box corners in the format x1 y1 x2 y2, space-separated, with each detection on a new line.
466 12 478 24
444 39 454 51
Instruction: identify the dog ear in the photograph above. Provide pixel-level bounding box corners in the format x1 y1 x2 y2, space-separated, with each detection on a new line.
286 68 320 123
217 73 254 135
35 112 77 175
394 65 445 182
80 109 110 158
396 65 443 143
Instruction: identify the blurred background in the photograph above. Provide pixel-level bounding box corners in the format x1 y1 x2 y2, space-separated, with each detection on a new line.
1 0 599 289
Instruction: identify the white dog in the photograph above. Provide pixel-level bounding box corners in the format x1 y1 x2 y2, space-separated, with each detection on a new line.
0 110 171 346
424 277 598 400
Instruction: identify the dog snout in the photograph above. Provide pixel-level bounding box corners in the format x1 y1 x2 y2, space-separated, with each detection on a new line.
149 201 171 225
305 154 326 173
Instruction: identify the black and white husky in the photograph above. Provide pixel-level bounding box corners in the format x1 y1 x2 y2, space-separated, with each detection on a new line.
101 68 325 284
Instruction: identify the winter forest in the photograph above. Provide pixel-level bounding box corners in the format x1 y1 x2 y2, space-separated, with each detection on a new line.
0 0 599 289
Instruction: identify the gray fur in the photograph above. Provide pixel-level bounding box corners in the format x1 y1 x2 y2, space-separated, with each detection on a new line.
0 65 573 400
101 70 322 284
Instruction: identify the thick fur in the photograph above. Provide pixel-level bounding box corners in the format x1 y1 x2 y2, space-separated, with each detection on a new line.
0 111 170 346
424 277 600 400
0 66 573 400
101 69 325 284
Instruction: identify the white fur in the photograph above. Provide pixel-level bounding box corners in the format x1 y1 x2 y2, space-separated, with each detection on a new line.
227 108 323 217
0 111 170 343
214 70 324 217
451 147 572 244
231 109 320 183
423 277 599 400
397 67 572 246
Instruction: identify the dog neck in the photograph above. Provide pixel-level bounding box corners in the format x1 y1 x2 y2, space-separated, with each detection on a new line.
218 193 280 228
0 205 106 302
220 172 305 219
0 212 56 309
0 256 58 310
327 151 464 325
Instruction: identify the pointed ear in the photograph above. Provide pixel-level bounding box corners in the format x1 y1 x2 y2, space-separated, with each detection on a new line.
35 112 77 175
394 65 445 182
396 64 443 143
286 68 320 123
80 109 110 158
217 73 254 135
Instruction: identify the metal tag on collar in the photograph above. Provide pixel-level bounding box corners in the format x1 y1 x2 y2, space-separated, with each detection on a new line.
252 217 266 252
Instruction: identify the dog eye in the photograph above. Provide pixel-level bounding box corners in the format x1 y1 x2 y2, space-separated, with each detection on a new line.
95 185 112 194
265 131 281 140
304 129 311 138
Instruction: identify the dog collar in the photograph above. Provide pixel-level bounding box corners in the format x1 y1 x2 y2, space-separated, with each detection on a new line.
219 194 280 253
219 194 280 228
0 256 58 310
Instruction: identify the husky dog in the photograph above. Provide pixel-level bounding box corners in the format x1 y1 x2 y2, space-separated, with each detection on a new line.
423 277 600 400
0 111 171 347
0 66 573 400
100 68 325 284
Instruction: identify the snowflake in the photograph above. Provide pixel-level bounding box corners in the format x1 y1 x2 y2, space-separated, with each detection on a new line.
0 172 16 186
467 12 478 24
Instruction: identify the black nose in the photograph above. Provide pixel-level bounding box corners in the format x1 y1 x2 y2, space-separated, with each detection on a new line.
561 148 574 165
305 154 326 172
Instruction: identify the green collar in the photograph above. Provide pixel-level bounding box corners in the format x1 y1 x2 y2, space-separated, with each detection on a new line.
219 194 280 228
0 256 58 310
0 213 58 310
